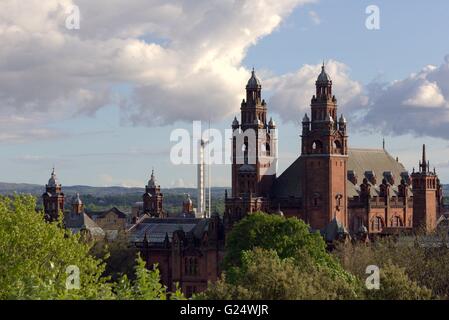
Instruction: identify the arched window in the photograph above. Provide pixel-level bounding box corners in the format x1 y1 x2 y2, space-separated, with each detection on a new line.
373 217 383 231
243 137 249 164
311 140 323 153
265 142 270 156
312 193 321 207
333 140 342 153
392 216 402 227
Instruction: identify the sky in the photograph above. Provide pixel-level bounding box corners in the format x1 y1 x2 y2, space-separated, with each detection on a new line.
1 0 449 188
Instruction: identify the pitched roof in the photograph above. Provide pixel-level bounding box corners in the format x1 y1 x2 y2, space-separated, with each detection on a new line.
128 217 209 244
347 148 408 197
64 212 105 237
271 148 408 199
271 157 302 198
86 207 128 219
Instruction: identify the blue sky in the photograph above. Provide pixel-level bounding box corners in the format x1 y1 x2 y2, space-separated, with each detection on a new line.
1 0 449 188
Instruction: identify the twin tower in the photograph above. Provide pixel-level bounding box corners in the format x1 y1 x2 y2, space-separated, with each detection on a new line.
225 65 443 237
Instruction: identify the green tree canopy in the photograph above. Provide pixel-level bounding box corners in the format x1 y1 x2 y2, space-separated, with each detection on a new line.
223 212 346 277
0 195 183 300
199 248 361 300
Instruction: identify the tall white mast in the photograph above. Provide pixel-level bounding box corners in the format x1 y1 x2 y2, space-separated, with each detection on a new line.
197 139 205 216
208 120 211 218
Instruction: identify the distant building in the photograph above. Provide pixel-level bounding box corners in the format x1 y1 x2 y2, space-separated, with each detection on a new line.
42 168 65 222
64 193 105 240
225 66 444 241
143 169 165 218
87 207 129 240
129 213 225 297
182 193 195 218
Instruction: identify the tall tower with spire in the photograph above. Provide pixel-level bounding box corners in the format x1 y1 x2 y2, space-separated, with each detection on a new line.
231 68 278 198
143 169 164 217
300 64 348 230
71 193 84 215
225 69 278 231
411 144 440 232
42 167 65 222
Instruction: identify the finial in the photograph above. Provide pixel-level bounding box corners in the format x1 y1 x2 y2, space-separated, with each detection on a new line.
421 144 427 172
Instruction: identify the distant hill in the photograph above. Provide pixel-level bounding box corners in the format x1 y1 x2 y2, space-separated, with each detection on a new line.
0 182 229 214
0 182 228 197
1 181 446 196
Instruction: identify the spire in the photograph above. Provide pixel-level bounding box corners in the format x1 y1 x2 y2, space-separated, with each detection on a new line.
72 193 82 205
246 68 261 89
47 166 60 187
421 144 428 173
317 62 331 82
148 168 157 187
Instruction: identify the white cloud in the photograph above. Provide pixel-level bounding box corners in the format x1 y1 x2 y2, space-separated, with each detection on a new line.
359 57 449 139
0 0 315 142
403 81 445 107
265 60 367 123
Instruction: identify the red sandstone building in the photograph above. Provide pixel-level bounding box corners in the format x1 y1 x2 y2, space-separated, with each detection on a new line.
129 214 224 297
41 66 445 296
225 65 444 241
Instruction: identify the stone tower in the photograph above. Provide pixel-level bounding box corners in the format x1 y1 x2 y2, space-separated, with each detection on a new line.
411 144 440 232
71 193 84 215
231 69 278 198
182 193 194 216
143 169 164 217
42 167 65 222
300 64 348 230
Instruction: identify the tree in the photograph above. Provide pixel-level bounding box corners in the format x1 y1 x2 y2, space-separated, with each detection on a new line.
223 212 351 282
0 195 184 300
0 195 114 299
334 237 445 299
365 263 432 300
114 254 185 300
198 248 361 300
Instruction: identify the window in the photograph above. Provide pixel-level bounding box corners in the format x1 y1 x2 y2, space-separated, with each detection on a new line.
185 257 199 276
373 217 383 231
312 193 321 207
265 142 270 156
354 216 364 231
392 216 402 227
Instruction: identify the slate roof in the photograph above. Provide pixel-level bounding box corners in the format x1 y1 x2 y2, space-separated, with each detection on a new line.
64 212 105 237
346 148 408 197
271 148 408 199
87 207 128 219
128 217 209 244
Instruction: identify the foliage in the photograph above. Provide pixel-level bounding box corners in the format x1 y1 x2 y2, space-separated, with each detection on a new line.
223 212 352 283
0 195 184 300
90 232 137 281
199 248 361 300
0 195 114 299
114 254 185 300
364 262 432 300
334 237 446 299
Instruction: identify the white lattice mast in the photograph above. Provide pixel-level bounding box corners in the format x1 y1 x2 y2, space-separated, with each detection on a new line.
197 139 205 216
207 120 212 219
